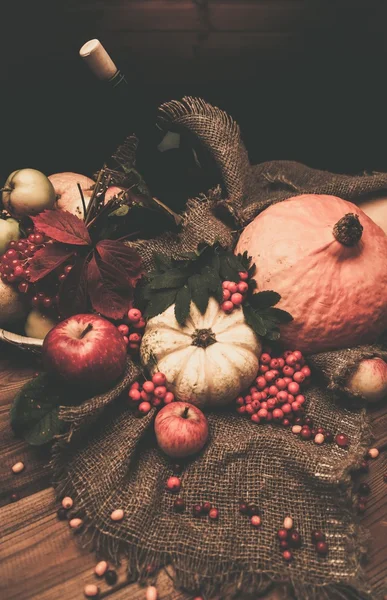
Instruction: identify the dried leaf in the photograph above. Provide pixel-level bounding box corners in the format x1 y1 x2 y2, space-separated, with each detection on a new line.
95 239 142 280
59 254 89 317
32 210 92 246
87 255 134 320
28 244 75 283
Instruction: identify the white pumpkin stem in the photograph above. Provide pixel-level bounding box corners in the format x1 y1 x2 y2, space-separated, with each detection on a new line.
333 213 363 246
191 328 217 349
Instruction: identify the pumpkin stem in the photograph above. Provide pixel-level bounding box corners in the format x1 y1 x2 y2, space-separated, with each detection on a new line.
191 328 217 349
333 213 363 246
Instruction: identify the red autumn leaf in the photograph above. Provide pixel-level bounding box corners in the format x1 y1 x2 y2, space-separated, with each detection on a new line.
87 255 135 320
32 210 92 246
58 254 90 317
28 244 76 283
95 240 143 282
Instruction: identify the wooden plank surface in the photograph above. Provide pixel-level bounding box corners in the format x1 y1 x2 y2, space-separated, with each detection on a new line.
0 346 386 599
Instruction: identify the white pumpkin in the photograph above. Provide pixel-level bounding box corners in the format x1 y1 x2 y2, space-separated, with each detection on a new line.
140 297 261 407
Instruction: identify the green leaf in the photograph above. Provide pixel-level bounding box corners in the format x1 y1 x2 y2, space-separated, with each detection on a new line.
201 266 223 303
174 285 191 324
264 327 281 341
108 205 130 218
219 254 242 282
144 288 177 318
243 304 267 337
249 291 281 310
189 274 210 314
149 269 188 290
153 253 172 273
264 307 293 324
9 374 83 446
236 251 252 271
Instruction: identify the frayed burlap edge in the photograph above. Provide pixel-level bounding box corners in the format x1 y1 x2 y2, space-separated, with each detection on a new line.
49 393 380 600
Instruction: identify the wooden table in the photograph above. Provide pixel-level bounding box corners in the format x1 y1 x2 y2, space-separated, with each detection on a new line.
1 345 386 600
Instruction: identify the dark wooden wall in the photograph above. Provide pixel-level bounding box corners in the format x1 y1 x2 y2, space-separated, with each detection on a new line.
2 0 387 185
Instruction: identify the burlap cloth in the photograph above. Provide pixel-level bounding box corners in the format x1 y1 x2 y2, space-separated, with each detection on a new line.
52 98 387 599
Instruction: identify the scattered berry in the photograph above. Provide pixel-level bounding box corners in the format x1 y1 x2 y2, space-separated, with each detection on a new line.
138 401 152 415
57 508 68 521
335 433 349 448
208 508 219 520
368 448 379 459
283 517 293 530
128 308 142 323
105 569 118 586
94 561 108 577
316 541 329 556
193 504 203 518
69 518 83 529
311 530 326 544
173 498 185 513
166 476 181 493
84 584 99 597
282 550 293 562
251 515 261 527
11 461 25 474
202 501 212 514
110 509 125 521
61 496 73 510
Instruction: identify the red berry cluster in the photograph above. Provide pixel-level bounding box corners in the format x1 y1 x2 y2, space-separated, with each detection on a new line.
221 271 249 313
116 308 146 354
0 229 73 313
128 371 175 416
277 524 302 562
235 349 310 424
236 348 351 449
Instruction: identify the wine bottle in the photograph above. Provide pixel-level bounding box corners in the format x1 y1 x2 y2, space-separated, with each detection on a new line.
79 40 220 211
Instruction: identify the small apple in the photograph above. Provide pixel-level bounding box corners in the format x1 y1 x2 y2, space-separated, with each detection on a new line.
104 186 125 204
42 313 127 391
347 358 387 402
48 172 95 218
24 309 57 339
154 401 209 458
0 218 20 255
2 169 56 218
0 277 27 327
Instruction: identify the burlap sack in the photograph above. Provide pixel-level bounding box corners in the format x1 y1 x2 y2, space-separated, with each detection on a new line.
52 98 387 600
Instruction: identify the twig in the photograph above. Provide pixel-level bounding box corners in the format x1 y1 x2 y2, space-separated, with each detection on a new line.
84 165 107 226
77 183 87 220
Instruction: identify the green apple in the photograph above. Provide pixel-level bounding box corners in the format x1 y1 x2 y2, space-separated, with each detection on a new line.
2 168 56 218
0 218 20 255
0 278 27 327
24 309 57 339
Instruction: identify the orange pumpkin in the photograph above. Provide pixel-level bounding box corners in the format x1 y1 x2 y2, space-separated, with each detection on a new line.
235 194 387 354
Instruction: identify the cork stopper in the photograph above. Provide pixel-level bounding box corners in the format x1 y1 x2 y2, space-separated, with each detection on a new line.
79 39 117 80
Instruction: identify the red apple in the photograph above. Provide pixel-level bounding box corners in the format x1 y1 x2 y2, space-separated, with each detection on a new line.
347 358 387 402
49 172 95 218
154 402 209 458
42 314 127 391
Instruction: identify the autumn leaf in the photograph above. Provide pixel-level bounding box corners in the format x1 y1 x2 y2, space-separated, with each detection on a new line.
58 254 90 317
95 240 143 281
32 210 92 246
28 244 76 283
87 255 135 320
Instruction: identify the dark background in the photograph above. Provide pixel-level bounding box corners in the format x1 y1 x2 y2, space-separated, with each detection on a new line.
1 0 387 202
